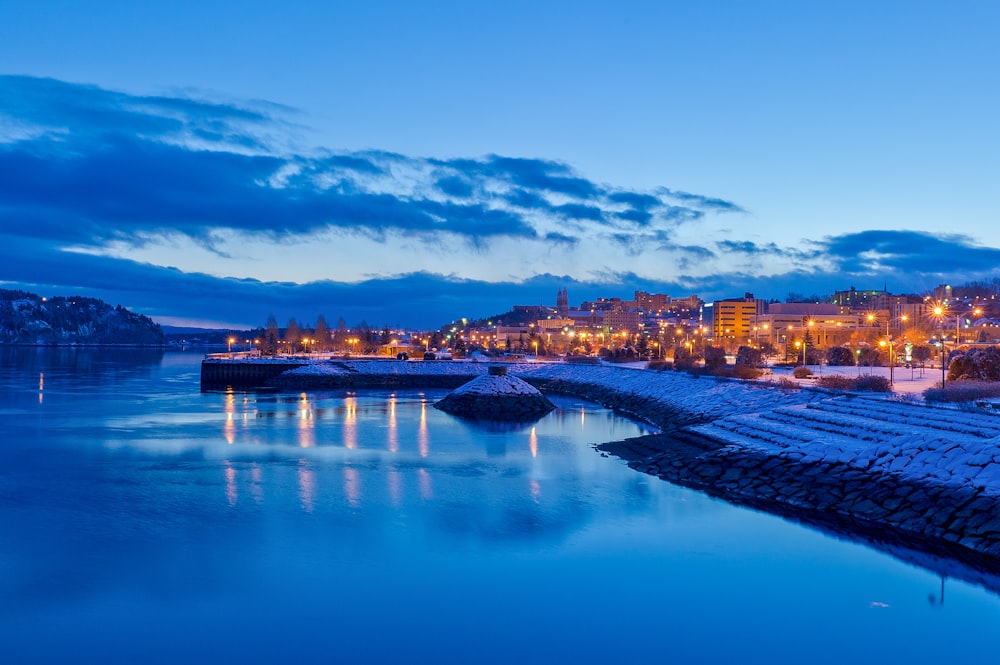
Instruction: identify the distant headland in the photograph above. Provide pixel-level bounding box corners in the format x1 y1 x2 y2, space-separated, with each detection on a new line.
0 289 164 346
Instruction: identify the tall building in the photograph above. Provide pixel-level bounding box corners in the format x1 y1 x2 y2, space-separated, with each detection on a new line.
712 293 766 347
831 286 884 309
933 284 954 303
634 291 671 311
602 308 642 334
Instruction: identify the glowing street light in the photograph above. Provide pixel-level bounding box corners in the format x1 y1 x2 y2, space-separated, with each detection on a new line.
932 304 947 385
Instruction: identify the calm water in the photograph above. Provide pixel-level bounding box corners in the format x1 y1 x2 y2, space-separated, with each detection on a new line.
1 349 998 663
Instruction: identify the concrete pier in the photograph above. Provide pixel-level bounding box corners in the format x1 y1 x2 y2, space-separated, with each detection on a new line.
200 357 306 390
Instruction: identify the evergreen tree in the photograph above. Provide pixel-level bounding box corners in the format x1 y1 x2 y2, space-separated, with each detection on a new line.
262 315 280 355
285 318 301 354
314 315 331 352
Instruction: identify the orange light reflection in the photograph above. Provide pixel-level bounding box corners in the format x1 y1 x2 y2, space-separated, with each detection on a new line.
344 395 357 449
298 460 316 513
530 479 541 504
224 462 237 506
418 401 429 457
224 389 236 444
388 396 398 453
387 467 402 508
298 392 315 448
250 463 264 505
418 467 433 499
344 466 360 508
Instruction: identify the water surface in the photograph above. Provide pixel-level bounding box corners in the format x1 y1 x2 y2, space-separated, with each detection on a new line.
1 349 997 663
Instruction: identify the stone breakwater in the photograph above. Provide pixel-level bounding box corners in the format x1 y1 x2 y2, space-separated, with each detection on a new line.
604 392 1000 565
434 366 556 420
202 357 1000 565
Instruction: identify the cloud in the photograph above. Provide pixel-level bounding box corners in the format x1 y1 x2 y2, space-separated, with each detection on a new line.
659 188 746 213
715 239 808 259
6 76 1000 329
3 229 998 330
0 76 743 256
814 230 1000 274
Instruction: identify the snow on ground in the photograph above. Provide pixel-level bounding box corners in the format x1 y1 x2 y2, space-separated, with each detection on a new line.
448 372 543 396
767 362 944 394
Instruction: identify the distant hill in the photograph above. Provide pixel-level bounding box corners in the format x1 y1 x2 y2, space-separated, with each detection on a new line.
0 289 165 345
161 326 258 346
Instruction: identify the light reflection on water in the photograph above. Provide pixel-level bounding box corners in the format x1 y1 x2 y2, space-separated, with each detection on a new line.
1 349 999 664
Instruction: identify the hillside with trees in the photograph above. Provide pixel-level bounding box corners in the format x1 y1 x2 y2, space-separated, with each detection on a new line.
0 289 164 345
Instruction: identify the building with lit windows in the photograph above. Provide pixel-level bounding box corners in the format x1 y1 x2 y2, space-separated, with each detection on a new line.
711 293 766 348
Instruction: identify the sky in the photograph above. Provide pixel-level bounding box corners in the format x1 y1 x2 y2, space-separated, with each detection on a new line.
1 1 998 329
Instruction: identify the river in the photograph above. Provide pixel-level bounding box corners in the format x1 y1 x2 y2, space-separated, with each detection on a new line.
1 348 997 663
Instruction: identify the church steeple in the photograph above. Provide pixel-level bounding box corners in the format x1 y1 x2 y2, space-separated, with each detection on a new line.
556 287 568 317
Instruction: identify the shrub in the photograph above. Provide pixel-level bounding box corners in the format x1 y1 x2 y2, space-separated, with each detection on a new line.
646 360 672 371
852 375 891 392
735 345 764 367
792 366 813 379
857 347 884 367
703 345 727 371
825 346 856 367
673 346 700 371
924 381 1000 403
947 347 1000 382
732 365 765 380
816 375 854 390
774 377 800 390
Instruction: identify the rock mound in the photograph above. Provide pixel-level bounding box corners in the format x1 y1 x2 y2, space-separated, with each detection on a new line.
434 365 555 421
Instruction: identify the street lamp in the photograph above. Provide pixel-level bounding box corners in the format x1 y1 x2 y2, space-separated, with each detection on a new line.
228 336 235 356
932 305 947 386
879 339 893 386
867 313 898 387
956 306 984 344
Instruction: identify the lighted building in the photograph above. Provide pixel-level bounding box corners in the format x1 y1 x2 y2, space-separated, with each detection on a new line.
634 291 671 312
831 286 883 309
712 293 766 347
536 318 574 331
602 308 642 334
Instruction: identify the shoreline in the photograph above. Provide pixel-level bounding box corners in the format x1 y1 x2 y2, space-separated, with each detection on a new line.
202 356 1000 570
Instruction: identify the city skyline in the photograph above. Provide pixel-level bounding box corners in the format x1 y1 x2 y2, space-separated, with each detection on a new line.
2 2 998 329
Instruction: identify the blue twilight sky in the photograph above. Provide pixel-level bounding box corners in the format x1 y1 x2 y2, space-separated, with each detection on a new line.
1 0 998 329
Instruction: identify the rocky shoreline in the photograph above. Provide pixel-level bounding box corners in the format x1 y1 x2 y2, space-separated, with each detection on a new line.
202 356 1000 570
